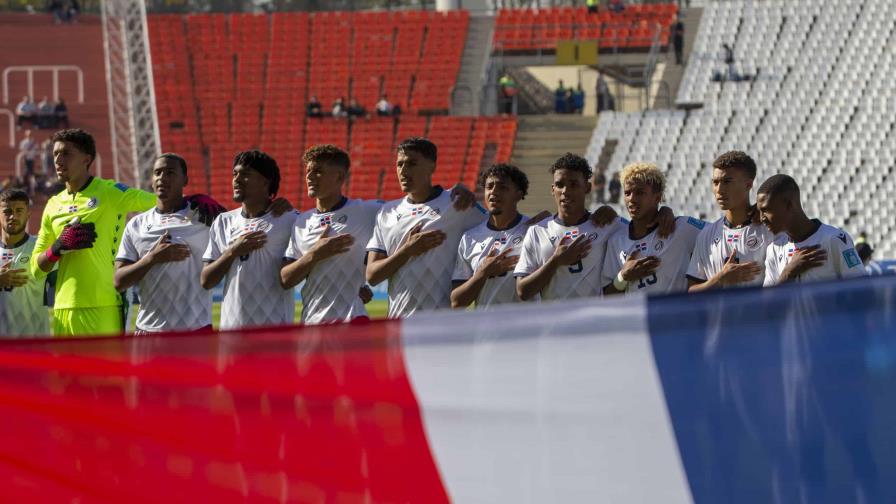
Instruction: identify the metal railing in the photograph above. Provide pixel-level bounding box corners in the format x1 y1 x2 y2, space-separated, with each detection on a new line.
2 65 85 104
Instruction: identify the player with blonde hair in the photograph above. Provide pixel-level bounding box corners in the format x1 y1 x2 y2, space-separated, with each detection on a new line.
602 162 705 295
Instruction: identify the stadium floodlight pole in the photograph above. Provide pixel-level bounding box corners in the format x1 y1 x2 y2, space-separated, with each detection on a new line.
101 0 161 190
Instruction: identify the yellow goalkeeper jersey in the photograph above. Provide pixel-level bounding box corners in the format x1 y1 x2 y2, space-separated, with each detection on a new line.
31 177 156 309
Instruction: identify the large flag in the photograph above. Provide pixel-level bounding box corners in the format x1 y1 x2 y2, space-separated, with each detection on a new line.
0 277 894 502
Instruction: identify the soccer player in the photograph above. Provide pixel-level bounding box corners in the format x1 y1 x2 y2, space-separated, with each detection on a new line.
602 162 704 296
365 137 482 318
0 189 50 336
514 153 628 301
280 145 380 324
30 129 225 337
451 163 532 309
758 174 865 284
113 154 213 334
687 151 775 291
201 150 300 329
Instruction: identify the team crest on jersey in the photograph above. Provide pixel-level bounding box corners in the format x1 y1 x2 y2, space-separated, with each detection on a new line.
337 214 348 224
655 240 664 251
86 197 98 209
745 235 761 250
67 205 78 213
19 255 29 264
512 235 524 245
588 232 598 242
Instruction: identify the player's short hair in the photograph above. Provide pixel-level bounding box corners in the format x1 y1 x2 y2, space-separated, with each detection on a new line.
302 144 350 172
550 153 592 181
233 150 281 196
621 162 666 195
0 188 29 206
757 174 800 200
50 128 96 165
713 151 757 179
856 242 874 262
156 153 188 175
397 137 438 163
480 163 529 198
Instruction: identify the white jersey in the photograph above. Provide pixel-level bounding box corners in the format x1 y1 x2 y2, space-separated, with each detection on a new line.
452 214 529 309
601 216 705 295
763 220 866 286
687 217 777 288
366 187 487 318
203 208 300 329
0 235 49 337
284 198 381 324
514 215 625 301
116 206 212 332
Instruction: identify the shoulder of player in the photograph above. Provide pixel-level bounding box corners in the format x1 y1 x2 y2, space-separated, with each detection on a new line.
677 215 707 230
819 224 853 247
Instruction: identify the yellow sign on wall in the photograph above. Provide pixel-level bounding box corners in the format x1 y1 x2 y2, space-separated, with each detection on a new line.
556 41 598 66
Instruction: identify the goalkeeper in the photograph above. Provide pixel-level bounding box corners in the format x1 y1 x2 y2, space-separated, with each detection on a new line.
31 129 225 337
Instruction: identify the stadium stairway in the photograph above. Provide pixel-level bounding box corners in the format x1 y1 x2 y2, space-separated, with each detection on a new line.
511 115 596 216
655 7 703 109
451 13 494 116
0 13 111 232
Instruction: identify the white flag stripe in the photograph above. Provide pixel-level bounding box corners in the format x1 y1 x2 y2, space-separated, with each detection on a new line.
403 297 693 504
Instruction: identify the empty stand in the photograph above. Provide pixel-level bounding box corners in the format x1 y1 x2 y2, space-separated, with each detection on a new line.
148 11 478 210
585 0 896 258
493 4 677 52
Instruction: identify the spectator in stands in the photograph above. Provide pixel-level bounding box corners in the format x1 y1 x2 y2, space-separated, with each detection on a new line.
672 16 685 65
608 171 621 203
855 233 884 275
332 97 348 118
587 0 598 14
54 98 69 128
376 94 393 117
555 80 567 113
41 138 54 176
722 43 737 81
37 97 54 129
66 0 79 23
347 99 367 119
15 96 36 130
565 86 576 114
306 95 323 118
596 74 614 113
48 0 65 24
609 0 625 14
572 84 585 114
594 170 607 204
18 130 39 180
499 73 517 115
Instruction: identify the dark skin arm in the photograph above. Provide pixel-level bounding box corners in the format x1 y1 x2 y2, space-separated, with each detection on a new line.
200 230 267 289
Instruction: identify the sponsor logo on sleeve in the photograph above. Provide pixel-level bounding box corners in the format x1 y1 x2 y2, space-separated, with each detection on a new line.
687 217 706 229
114 182 130 192
843 248 861 268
